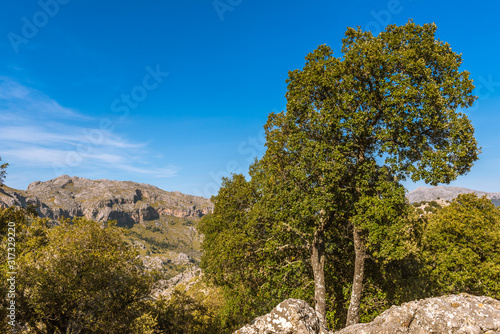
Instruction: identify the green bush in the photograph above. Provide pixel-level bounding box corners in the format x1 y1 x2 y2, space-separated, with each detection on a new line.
1 209 153 333
421 194 500 298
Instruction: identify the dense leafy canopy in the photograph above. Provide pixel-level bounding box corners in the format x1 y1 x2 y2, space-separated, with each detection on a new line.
199 174 316 328
421 194 500 298
201 20 479 330
11 216 153 333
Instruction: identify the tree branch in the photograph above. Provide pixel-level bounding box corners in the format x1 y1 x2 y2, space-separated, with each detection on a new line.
281 222 311 248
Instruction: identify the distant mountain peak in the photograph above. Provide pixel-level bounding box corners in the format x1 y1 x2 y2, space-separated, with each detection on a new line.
407 186 500 206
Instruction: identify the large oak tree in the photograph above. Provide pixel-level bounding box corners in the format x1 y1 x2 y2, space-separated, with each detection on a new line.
201 21 479 328
259 21 479 325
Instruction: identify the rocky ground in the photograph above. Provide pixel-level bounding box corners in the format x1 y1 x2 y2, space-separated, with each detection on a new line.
234 294 500 334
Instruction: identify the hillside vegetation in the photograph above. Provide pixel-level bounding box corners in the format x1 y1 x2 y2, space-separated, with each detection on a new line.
2 192 499 333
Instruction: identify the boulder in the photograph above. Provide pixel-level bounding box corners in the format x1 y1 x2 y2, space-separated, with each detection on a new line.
334 293 500 334
235 294 500 334
233 299 329 334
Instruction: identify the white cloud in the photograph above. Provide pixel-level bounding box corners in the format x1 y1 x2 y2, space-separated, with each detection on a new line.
3 147 69 167
116 164 180 178
0 125 145 150
0 78 180 182
0 77 88 120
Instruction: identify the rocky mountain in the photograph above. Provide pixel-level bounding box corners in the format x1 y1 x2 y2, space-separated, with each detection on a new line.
406 185 500 206
0 175 212 227
234 294 500 334
0 175 213 279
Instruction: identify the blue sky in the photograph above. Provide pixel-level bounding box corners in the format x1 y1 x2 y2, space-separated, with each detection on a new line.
0 0 499 197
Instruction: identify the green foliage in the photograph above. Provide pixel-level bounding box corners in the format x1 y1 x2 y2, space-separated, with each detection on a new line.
130 313 157 334
201 20 479 329
0 209 154 333
200 175 270 328
0 155 8 186
151 289 223 334
428 200 440 208
424 206 437 214
280 20 478 187
351 168 416 262
199 174 318 330
421 193 500 298
0 206 232 333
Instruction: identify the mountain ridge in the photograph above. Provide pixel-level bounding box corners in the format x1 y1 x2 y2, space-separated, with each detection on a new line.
2 176 499 218
0 175 212 226
406 185 500 206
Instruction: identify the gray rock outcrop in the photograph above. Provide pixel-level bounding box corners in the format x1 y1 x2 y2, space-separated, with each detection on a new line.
152 265 202 299
235 294 500 334
0 175 212 227
334 294 500 334
233 299 329 334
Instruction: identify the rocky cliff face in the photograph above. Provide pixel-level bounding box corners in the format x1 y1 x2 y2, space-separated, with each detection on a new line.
0 175 212 227
407 186 500 206
234 294 500 334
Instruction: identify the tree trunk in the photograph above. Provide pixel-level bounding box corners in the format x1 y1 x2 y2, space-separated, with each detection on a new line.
310 232 327 325
346 226 366 327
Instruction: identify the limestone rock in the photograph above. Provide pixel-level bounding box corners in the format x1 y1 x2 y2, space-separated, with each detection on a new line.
334 294 500 334
152 266 202 299
233 299 329 334
0 175 212 226
236 295 500 334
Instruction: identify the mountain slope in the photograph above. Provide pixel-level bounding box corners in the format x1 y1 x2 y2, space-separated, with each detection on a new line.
0 175 212 226
407 186 500 206
0 175 213 278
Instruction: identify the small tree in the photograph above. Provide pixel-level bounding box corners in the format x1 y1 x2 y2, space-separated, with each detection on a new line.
0 156 8 186
12 216 153 333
